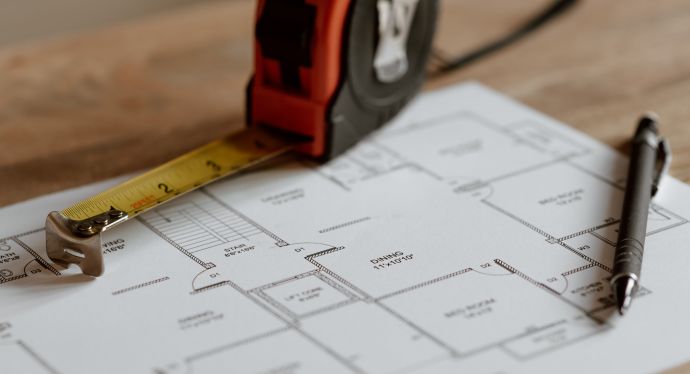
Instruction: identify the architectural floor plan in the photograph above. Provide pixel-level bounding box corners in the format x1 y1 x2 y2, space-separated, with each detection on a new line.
3 82 690 373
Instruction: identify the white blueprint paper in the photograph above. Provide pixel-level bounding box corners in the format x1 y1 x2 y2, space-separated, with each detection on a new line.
2 82 690 374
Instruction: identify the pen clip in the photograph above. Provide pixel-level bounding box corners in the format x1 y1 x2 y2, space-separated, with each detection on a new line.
651 137 671 197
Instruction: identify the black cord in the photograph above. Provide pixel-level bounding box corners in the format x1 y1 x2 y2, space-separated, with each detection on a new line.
431 0 579 77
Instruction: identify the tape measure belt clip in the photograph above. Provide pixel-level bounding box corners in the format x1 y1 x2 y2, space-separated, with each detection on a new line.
328 0 437 158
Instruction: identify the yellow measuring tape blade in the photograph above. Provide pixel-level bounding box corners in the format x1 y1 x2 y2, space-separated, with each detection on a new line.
61 127 302 221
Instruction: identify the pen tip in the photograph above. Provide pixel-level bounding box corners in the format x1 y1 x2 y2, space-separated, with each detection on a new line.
616 298 630 316
613 276 636 316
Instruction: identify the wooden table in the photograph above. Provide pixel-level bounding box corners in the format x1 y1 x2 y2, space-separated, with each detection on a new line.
1 0 689 370
2 0 690 206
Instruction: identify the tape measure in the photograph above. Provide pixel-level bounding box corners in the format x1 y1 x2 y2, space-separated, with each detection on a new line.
46 0 438 276
60 128 301 222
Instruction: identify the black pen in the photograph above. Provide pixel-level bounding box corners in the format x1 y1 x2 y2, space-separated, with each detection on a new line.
611 113 670 315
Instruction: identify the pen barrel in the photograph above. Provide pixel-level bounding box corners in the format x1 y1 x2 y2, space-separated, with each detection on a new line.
612 133 658 279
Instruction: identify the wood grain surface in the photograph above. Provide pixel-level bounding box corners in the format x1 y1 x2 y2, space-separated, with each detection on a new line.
1 0 690 372
2 0 690 206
